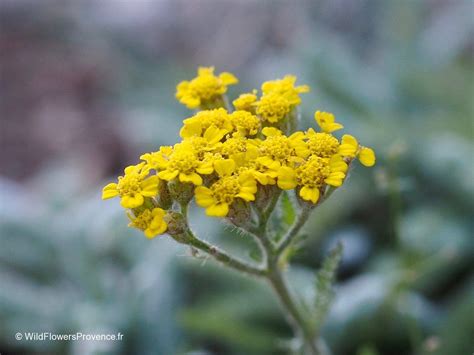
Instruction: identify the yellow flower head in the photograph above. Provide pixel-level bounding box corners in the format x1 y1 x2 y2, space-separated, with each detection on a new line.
232 90 258 112
261 75 309 105
259 127 309 167
339 135 376 166
194 159 257 217
180 108 232 139
219 133 250 160
255 92 291 123
102 163 159 209
176 67 238 109
140 146 174 171
128 208 167 238
305 128 340 158
157 142 213 186
277 155 347 203
314 111 344 133
228 110 261 136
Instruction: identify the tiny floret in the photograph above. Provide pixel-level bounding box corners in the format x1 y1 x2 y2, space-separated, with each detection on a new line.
176 67 238 109
102 163 159 209
315 111 344 133
128 208 167 238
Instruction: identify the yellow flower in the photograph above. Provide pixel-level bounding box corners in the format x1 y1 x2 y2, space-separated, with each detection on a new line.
277 155 347 203
140 146 174 171
232 90 258 112
180 108 232 139
339 134 358 157
219 133 251 162
128 208 167 238
102 163 159 209
157 143 213 185
241 147 281 185
339 135 376 166
261 75 309 105
228 110 261 136
359 147 376 167
195 159 257 217
305 128 340 158
176 67 238 109
314 111 344 133
255 92 291 123
181 125 228 158
259 127 309 167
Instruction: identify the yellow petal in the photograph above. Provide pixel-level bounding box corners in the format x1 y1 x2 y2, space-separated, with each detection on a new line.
326 122 344 133
214 159 236 177
144 228 158 239
342 134 358 148
314 111 334 125
181 96 200 109
338 143 357 157
262 127 282 137
325 172 345 187
158 169 179 181
198 66 214 76
277 167 297 190
219 72 238 85
140 176 160 196
299 186 319 204
206 203 229 217
102 183 119 200
179 172 202 185
329 155 348 173
195 186 215 207
203 125 227 144
196 161 214 175
236 192 255 201
120 193 144 208
180 120 202 138
359 147 376 167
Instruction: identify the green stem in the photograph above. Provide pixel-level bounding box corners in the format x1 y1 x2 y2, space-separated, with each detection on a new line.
179 203 266 277
267 263 318 354
186 231 267 277
276 205 312 255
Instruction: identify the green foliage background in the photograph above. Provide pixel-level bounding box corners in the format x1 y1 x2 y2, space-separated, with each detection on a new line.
0 1 472 354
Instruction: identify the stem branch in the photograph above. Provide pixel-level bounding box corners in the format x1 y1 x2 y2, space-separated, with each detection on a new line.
276 205 312 255
186 231 267 277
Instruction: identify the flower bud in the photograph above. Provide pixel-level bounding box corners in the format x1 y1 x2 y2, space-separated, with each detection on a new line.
156 181 173 210
163 211 189 243
254 185 278 211
168 180 194 206
226 199 252 230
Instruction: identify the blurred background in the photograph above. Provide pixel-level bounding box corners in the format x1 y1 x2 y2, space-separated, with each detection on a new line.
0 0 473 354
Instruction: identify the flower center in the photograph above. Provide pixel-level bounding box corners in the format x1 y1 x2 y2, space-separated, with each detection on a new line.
118 174 140 195
256 93 290 123
189 76 222 100
211 176 240 205
130 209 154 230
307 132 339 158
260 136 293 163
296 157 330 188
168 150 199 174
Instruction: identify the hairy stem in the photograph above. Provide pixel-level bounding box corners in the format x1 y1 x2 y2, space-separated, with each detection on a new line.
276 205 313 255
267 262 318 354
186 231 267 277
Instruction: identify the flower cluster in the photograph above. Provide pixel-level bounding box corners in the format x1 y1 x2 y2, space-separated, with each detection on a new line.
102 67 375 238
